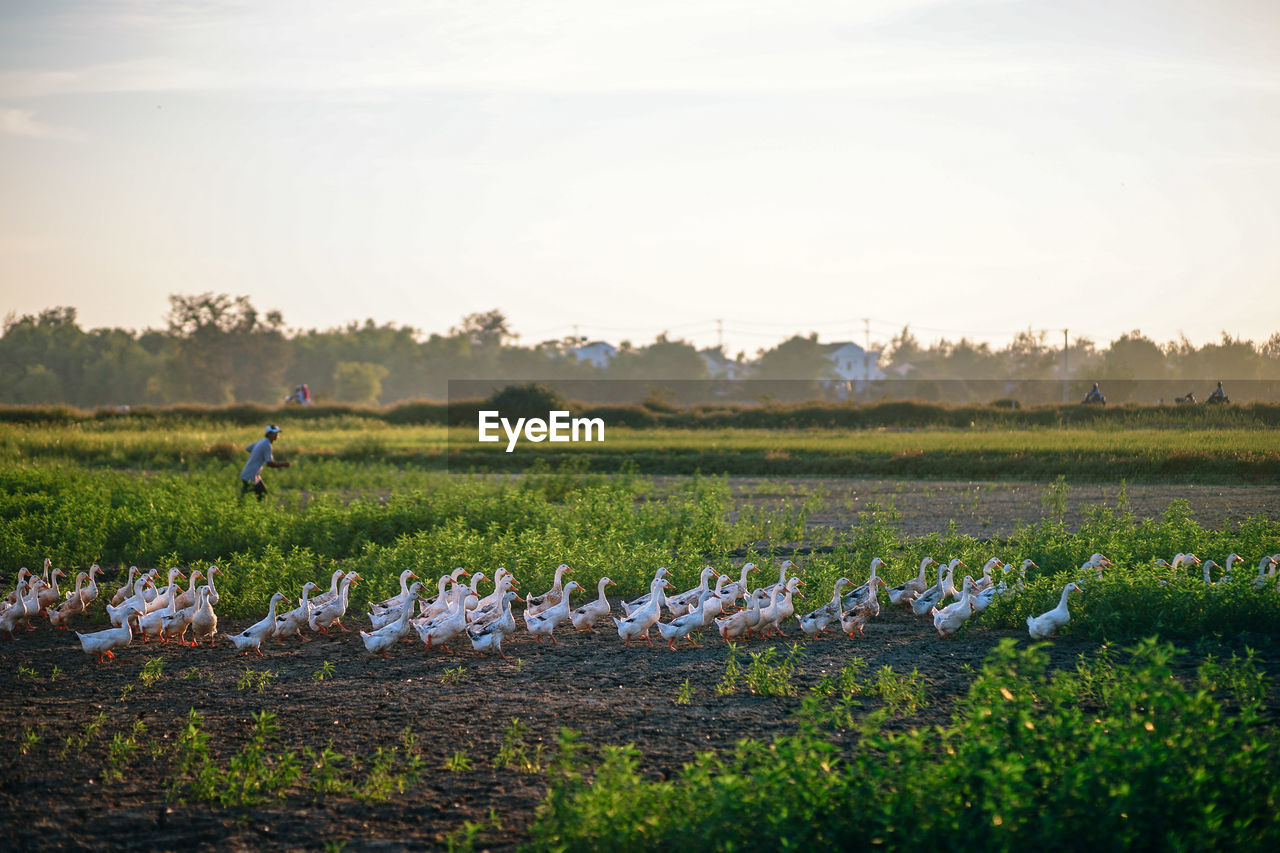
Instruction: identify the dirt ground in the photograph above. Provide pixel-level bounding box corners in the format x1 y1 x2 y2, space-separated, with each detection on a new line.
3 479 1279 851
0 608 1107 852
716 476 1280 539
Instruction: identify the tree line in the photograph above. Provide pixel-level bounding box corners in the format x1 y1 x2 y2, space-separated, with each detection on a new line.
3 294 1279 407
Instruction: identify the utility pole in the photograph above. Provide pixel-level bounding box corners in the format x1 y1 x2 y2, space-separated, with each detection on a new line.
572 323 580 343
1062 328 1069 403
865 317 875 379
717 318 723 351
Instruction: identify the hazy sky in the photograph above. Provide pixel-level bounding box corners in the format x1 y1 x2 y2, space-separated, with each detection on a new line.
2 0 1278 355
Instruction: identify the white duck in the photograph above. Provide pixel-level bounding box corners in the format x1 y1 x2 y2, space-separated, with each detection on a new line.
360 582 423 657
75 604 142 663
888 558 937 607
228 592 289 656
204 565 223 608
191 587 218 647
757 577 803 638
467 573 519 626
717 563 760 608
798 577 852 636
1252 555 1280 589
696 574 733 625
525 564 573 616
614 578 672 646
1 580 32 638
971 577 999 614
666 566 720 617
4 568 33 606
461 571 488 611
931 577 976 639
1080 553 1112 581
525 580 583 644
173 570 206 611
108 576 154 627
716 589 765 641
35 568 67 613
912 559 963 616
309 568 349 610
274 581 319 643
844 558 887 605
162 587 203 646
473 568 516 610
841 577 887 638
416 572 464 621
1003 559 1038 593
74 564 106 608
622 567 674 615
656 589 717 650
570 577 616 633
137 593 179 642
109 566 140 607
417 568 471 617
970 558 1004 593
368 569 420 618
144 568 187 614
49 573 88 630
468 591 521 658
414 585 471 652
309 572 360 634
1027 582 1083 639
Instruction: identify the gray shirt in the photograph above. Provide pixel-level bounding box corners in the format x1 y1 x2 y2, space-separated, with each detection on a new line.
240 437 274 482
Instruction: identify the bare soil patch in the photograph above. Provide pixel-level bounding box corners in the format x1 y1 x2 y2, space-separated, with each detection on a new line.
4 603 1279 852
717 477 1280 539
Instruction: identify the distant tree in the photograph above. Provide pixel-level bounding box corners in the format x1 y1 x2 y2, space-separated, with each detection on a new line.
451 310 513 349
333 361 389 405
1098 331 1167 379
753 333 835 400
162 293 290 403
885 326 926 374
610 333 708 381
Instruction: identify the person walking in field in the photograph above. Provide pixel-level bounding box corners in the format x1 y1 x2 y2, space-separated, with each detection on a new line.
240 425 290 501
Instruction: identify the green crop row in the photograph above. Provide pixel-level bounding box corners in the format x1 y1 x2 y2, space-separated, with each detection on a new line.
528 638 1279 851
5 419 1279 482
3 452 1279 645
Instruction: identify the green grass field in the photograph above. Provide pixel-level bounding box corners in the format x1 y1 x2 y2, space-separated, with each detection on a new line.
5 419 1279 482
4 415 1280 849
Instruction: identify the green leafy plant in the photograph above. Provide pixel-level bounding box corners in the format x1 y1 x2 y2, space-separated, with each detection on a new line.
312 660 336 682
236 668 277 693
139 656 165 687
494 717 545 774
169 710 301 806
440 666 465 685
20 727 41 755
673 678 693 705
529 638 1280 851
303 744 350 796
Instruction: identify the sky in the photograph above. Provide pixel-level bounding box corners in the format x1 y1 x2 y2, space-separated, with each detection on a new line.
2 0 1279 357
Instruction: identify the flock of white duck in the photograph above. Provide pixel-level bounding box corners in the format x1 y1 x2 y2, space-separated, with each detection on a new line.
2 550 1278 664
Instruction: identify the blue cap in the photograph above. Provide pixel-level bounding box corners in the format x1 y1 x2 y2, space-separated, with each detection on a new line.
266 424 282 435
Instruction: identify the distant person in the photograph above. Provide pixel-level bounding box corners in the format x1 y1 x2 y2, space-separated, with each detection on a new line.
285 384 312 405
1207 381 1228 404
1082 382 1105 404
240 425 290 502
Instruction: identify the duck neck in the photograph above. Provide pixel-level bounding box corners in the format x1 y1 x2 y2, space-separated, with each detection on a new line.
1057 585 1074 611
